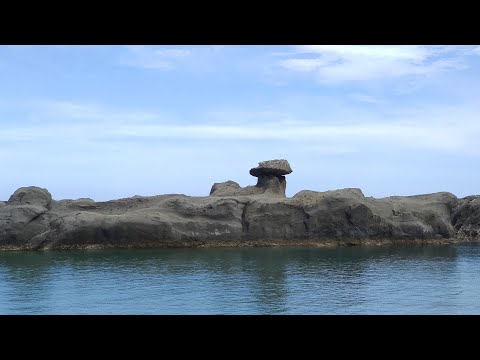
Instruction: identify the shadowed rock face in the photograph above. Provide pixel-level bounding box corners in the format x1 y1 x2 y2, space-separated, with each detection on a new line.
1 160 479 250
452 196 480 240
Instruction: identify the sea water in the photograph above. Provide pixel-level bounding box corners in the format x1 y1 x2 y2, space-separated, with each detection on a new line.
1 244 479 314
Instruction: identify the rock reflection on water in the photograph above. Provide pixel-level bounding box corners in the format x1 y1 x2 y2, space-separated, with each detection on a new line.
0 243 477 314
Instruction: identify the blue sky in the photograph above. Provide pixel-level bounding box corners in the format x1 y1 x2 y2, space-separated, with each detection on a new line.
1 45 480 201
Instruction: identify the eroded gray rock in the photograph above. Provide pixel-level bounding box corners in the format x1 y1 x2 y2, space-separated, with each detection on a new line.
71 198 97 209
210 181 241 196
210 159 292 198
0 159 479 250
8 186 52 208
0 204 51 247
210 177 287 197
453 196 480 240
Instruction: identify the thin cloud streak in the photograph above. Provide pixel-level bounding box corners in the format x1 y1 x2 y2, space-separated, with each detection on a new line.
279 45 477 83
2 103 479 155
119 45 192 70
349 94 386 104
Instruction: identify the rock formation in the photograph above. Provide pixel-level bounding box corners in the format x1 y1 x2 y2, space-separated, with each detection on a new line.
1 159 480 250
452 196 480 240
8 186 52 208
210 159 292 197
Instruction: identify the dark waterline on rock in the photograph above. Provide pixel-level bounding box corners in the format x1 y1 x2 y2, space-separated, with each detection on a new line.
1 243 480 314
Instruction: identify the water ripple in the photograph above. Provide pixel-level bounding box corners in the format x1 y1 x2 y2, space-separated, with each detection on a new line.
1 244 480 314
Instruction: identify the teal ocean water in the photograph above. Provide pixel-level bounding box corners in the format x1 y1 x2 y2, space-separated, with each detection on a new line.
1 244 480 314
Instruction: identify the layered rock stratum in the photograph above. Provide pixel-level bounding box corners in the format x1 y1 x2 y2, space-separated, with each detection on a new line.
1 159 479 250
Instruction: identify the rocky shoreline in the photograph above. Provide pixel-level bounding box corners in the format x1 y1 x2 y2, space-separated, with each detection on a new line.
1 159 479 251
2 238 479 252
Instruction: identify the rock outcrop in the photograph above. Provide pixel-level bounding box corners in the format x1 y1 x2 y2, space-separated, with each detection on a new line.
210 181 242 196
452 196 480 240
8 186 52 208
1 187 52 248
210 159 292 198
1 160 480 250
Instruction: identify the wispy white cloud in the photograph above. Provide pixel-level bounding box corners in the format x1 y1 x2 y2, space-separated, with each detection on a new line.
349 93 385 104
119 45 192 70
1 121 473 156
204 109 297 125
3 99 480 156
279 45 475 83
281 58 329 72
102 122 470 154
30 100 166 123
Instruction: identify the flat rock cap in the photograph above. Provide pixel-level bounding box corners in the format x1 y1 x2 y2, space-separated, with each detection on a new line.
249 159 292 177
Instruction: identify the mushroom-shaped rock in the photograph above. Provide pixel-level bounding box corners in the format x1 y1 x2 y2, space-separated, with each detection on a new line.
7 186 52 208
209 160 293 198
250 159 292 197
249 159 292 177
